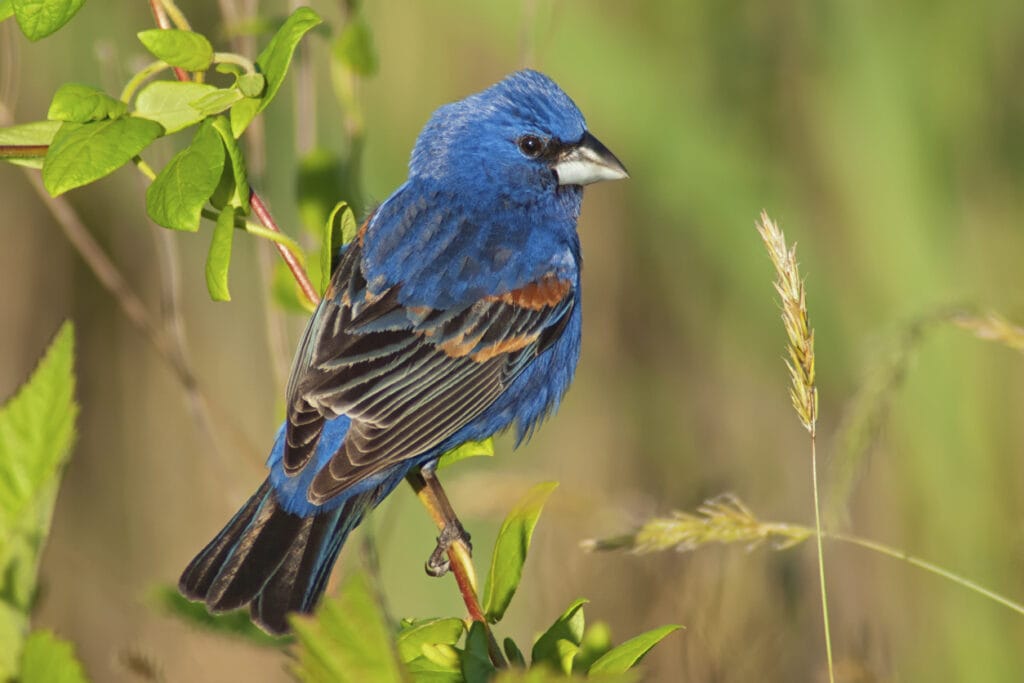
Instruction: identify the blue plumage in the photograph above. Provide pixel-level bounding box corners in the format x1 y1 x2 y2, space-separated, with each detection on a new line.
179 69 627 634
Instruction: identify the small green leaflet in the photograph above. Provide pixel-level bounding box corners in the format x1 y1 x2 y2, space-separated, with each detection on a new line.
436 437 495 471
19 630 89 683
238 73 266 98
146 119 224 232
230 6 323 137
11 0 85 41
190 88 245 117
210 116 249 211
461 622 495 683
0 120 60 169
483 481 557 623
503 638 526 668
320 200 356 295
134 81 217 135
43 118 163 196
587 625 682 675
206 207 236 301
573 621 613 673
47 83 126 123
396 618 465 663
137 28 214 71
531 598 587 674
0 1 14 22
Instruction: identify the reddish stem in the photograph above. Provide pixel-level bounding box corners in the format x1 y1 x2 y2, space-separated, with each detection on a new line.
250 191 320 305
451 558 487 623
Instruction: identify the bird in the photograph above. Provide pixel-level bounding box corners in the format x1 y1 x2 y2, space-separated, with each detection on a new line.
179 69 628 634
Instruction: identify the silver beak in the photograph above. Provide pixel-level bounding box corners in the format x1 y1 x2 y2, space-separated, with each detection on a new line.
553 131 629 186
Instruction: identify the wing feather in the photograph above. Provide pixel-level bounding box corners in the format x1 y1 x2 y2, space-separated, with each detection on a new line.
282 239 575 499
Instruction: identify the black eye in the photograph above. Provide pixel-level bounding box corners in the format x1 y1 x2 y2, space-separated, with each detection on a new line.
517 135 544 158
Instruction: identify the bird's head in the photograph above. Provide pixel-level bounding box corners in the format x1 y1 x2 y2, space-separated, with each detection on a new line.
409 70 628 196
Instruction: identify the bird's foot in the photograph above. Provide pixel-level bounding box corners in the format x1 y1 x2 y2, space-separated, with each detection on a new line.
425 521 472 577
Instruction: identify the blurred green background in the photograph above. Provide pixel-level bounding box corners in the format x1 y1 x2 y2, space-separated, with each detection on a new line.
3 1 1024 681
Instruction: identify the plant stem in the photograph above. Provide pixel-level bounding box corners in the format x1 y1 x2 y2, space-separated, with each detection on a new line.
825 531 1024 617
249 191 319 306
212 52 257 75
0 144 47 159
120 60 172 104
133 156 157 181
155 0 192 31
811 433 835 683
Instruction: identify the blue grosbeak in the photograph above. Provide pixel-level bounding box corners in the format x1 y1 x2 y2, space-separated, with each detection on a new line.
179 70 627 634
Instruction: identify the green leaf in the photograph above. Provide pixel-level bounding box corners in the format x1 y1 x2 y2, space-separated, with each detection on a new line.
586 625 681 675
332 16 378 76
396 618 465 663
554 639 580 676
206 207 236 301
47 83 126 123
483 481 558 623
150 584 286 648
134 81 218 135
405 656 462 683
530 599 587 672
0 1 14 23
210 116 249 211
145 119 224 232
291 571 404 683
0 322 77 678
0 120 59 169
503 638 526 669
137 29 214 71
189 87 244 118
573 622 612 673
436 438 495 471
420 643 461 670
230 6 323 137
20 630 88 683
43 118 163 196
237 73 266 98
319 200 355 295
461 621 495 683
11 0 84 40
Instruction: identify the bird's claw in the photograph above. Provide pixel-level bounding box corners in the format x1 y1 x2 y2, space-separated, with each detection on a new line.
425 521 472 577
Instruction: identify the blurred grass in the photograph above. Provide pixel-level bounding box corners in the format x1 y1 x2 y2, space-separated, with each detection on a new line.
2 0 1024 681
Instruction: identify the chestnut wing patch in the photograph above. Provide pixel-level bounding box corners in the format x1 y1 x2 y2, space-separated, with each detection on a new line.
282 242 575 504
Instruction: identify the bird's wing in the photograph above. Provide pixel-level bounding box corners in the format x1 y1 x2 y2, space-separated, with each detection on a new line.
282 240 575 505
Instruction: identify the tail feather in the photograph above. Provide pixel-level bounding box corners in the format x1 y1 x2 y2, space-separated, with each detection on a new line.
204 496 305 611
179 478 387 635
251 506 340 633
179 479 273 601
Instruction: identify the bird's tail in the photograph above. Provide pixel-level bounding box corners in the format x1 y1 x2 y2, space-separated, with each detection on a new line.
179 478 384 634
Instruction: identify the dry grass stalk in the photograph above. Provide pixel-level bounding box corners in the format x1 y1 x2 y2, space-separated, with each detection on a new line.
756 211 818 434
582 494 812 554
951 310 1024 353
584 495 1024 619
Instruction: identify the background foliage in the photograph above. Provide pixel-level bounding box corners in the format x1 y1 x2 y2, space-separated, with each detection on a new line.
2 1 1024 681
